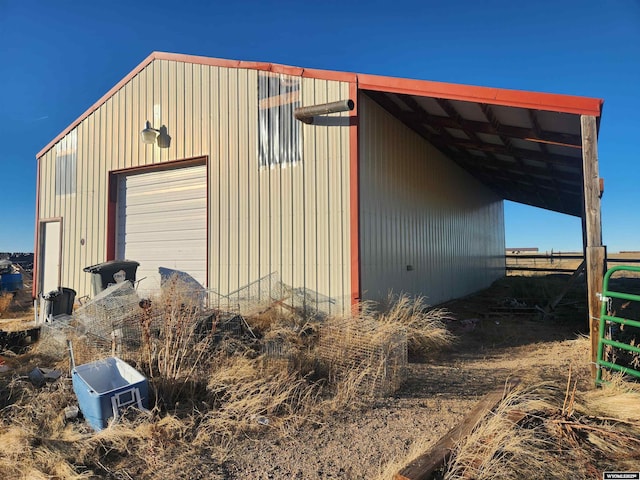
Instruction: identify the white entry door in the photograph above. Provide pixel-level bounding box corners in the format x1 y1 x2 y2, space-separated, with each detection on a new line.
39 220 61 295
116 164 207 294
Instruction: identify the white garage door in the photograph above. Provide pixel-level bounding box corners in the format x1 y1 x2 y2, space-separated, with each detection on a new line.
116 164 207 293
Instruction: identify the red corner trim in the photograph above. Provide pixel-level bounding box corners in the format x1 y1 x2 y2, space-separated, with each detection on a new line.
349 82 361 306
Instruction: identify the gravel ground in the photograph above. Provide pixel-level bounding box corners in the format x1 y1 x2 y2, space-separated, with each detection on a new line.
225 332 591 479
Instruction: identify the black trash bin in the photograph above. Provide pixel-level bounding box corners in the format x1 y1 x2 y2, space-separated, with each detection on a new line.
83 260 140 296
44 287 76 318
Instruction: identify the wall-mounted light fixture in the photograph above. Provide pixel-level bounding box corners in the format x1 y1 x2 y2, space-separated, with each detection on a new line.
141 121 171 148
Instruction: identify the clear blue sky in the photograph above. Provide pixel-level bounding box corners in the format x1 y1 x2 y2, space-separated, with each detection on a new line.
1 0 638 253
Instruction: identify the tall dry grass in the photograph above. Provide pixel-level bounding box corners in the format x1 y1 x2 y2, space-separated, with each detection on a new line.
140 279 217 408
0 292 12 315
443 384 573 479
371 293 454 356
441 376 640 479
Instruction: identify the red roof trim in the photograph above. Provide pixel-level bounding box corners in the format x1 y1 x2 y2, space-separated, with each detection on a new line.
358 74 603 117
36 51 603 159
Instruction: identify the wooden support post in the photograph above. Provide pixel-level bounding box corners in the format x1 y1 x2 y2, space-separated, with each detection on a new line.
586 246 605 378
581 115 605 380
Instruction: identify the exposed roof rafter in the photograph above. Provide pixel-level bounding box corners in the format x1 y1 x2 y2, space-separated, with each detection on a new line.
365 89 591 217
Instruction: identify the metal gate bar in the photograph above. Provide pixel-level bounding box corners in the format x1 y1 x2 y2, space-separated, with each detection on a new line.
596 265 640 384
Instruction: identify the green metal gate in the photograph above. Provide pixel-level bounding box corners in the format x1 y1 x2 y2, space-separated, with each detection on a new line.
596 265 640 385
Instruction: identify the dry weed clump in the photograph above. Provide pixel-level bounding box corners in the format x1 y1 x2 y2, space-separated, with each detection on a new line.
197 352 322 444
0 292 12 315
139 278 217 408
372 293 455 356
441 375 640 479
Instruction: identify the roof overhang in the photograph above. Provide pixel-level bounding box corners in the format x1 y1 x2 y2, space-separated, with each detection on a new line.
358 76 603 217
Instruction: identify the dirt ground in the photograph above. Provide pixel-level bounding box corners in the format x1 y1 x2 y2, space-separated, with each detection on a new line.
3 272 634 479
223 340 592 479
224 276 598 479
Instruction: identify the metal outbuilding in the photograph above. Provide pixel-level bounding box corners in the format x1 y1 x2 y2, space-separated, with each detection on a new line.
34 52 605 365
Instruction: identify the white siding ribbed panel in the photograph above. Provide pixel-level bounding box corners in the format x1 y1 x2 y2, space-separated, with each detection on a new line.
116 165 207 292
359 93 505 305
36 59 352 313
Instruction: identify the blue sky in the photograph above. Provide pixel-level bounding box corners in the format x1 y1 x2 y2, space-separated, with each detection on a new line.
1 0 638 253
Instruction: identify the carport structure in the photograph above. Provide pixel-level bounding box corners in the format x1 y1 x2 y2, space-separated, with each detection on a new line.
358 74 604 375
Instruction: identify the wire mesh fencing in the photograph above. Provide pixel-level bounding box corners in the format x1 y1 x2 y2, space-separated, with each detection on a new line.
316 318 408 398
209 272 342 318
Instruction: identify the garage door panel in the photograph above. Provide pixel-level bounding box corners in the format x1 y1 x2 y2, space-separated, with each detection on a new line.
122 203 205 220
120 211 205 231
124 190 205 206
120 227 207 238
122 237 207 251
125 188 205 207
117 164 207 294
126 168 205 185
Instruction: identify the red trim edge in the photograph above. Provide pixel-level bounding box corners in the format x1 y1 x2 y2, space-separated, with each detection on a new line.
106 174 117 261
358 74 603 117
349 82 361 307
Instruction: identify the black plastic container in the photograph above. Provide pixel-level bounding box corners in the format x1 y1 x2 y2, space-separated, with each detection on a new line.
44 287 76 318
83 260 140 296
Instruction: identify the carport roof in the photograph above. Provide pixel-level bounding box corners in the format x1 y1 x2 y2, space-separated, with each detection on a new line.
38 52 603 217
360 82 603 217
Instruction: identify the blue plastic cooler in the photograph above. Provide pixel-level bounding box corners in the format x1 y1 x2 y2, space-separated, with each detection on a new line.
72 357 149 431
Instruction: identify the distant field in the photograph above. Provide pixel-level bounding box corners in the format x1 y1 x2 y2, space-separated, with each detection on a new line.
506 251 640 277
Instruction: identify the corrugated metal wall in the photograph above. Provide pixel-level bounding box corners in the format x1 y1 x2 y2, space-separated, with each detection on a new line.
37 59 352 313
358 93 505 305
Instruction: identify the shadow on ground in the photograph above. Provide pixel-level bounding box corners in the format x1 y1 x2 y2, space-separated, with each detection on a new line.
398 274 593 399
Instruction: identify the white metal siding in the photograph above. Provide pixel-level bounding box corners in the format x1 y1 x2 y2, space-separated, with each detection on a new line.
36 59 352 313
359 93 505 305
116 165 207 292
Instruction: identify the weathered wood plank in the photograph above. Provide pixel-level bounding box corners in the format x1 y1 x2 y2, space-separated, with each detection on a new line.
581 115 605 380
581 115 602 248
394 379 519 480
544 260 586 313
586 246 606 379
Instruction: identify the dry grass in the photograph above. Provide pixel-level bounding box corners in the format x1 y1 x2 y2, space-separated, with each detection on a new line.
372 293 454 355
140 279 218 408
583 374 640 423
375 435 435 480
443 384 574 479
439 374 640 479
7 276 640 479
0 292 12 315
0 284 454 479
